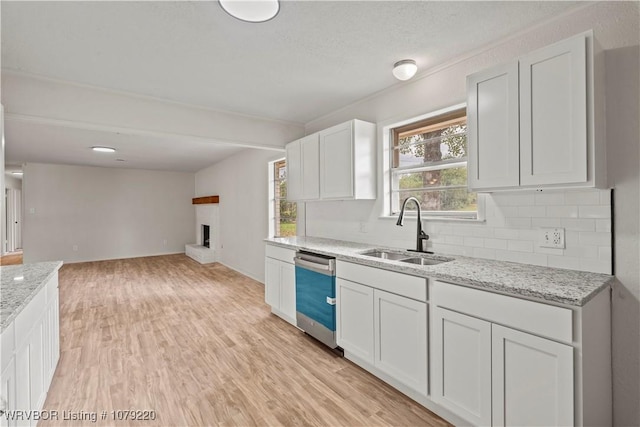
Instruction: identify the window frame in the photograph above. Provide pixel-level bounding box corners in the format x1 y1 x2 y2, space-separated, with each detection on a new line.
385 104 479 220
268 157 297 238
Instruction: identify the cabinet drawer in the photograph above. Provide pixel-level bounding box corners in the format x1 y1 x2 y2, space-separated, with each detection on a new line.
432 281 572 344
265 245 296 264
337 261 427 302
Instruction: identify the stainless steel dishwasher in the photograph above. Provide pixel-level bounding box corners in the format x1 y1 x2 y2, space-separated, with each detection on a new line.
294 251 338 349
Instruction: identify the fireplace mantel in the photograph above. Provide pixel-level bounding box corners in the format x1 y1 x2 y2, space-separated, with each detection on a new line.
192 195 219 205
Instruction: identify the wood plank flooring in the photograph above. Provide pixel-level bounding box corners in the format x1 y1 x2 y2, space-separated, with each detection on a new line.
41 254 451 427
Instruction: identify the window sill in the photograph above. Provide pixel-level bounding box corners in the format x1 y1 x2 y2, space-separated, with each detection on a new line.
379 215 486 224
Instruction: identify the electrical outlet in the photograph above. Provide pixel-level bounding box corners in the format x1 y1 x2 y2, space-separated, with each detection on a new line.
539 228 565 249
162 239 168 247
72 245 78 252
358 222 369 233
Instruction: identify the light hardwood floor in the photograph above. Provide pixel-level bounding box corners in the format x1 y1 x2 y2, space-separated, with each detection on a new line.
0 251 23 265
41 254 450 427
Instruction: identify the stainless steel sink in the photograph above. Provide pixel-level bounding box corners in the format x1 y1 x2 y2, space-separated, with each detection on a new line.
360 250 409 261
399 257 448 266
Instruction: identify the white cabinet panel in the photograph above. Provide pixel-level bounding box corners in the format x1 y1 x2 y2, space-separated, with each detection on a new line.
374 289 427 396
320 121 354 199
492 324 574 427
300 134 320 200
28 322 44 414
336 278 374 364
279 262 296 321
285 141 302 201
264 257 280 309
264 253 296 326
520 35 587 186
431 307 492 426
1 358 16 427
467 62 520 190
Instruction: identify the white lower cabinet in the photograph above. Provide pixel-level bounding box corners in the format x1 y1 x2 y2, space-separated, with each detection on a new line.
336 261 429 399
1 272 60 427
492 324 574 427
264 246 296 325
431 307 492 426
374 289 427 396
336 279 374 364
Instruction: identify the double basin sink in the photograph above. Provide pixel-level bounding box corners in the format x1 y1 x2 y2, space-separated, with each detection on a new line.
359 249 453 266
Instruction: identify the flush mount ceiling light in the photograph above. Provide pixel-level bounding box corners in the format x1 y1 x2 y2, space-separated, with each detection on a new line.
392 59 418 81
12 171 23 176
92 146 116 153
219 0 280 23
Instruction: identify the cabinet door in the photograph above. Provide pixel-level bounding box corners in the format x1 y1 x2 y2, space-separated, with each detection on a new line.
319 121 353 199
52 293 60 372
285 140 302 201
431 307 492 426
336 278 374 364
467 62 520 190
300 134 320 200
264 257 280 308
279 262 296 321
14 343 29 425
492 324 574 427
374 290 427 396
520 34 587 186
28 322 45 414
1 358 16 427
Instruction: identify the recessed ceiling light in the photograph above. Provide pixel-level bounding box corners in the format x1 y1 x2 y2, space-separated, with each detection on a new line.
92 146 116 153
392 59 418 81
116 159 126 162
219 0 280 23
12 171 23 176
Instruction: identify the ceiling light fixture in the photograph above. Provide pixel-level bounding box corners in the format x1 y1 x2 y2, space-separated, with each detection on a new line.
392 59 418 81
12 171 23 176
219 0 280 23
92 146 116 153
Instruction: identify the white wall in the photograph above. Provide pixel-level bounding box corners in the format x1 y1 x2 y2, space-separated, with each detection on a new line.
195 148 283 282
302 3 639 424
0 105 5 256
4 175 22 190
23 163 195 263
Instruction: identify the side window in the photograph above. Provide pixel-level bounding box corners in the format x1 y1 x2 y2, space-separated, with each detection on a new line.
271 159 297 237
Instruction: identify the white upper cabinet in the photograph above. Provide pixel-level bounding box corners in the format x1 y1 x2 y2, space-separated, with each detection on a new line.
286 119 376 201
467 62 520 189
467 30 606 191
285 133 319 201
520 35 587 186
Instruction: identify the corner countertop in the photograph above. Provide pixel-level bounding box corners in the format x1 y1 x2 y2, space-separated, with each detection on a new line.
265 236 614 307
1 261 63 332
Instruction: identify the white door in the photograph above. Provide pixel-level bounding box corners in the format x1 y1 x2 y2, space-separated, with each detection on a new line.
431 307 492 426
336 278 374 364
264 257 280 308
279 262 296 321
285 140 302 201
300 134 320 200
13 190 21 250
492 324 574 427
467 62 520 190
319 121 353 199
374 289 427 396
520 34 587 186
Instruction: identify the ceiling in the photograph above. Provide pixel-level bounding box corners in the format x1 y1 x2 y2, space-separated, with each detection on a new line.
1 1 584 172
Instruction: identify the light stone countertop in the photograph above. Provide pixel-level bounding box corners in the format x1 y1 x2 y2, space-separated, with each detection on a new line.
265 236 614 307
1 261 63 332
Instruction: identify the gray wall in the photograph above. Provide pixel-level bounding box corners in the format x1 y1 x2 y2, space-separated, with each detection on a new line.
23 163 195 263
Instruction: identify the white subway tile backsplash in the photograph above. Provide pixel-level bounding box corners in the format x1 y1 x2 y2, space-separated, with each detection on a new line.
494 228 519 239
484 238 508 250
495 250 547 266
472 227 494 238
518 206 546 217
546 206 579 218
561 218 596 231
495 206 519 217
473 247 496 259
596 219 611 232
463 236 484 247
564 191 601 205
548 255 582 270
507 240 534 253
505 218 532 228
580 258 611 274
598 246 612 260
445 235 464 245
535 246 565 256
564 245 598 259
535 192 565 205
531 218 561 228
579 205 611 219
579 231 612 246
600 190 612 205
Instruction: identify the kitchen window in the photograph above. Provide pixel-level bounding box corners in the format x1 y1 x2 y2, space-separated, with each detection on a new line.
390 107 477 219
270 158 297 237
